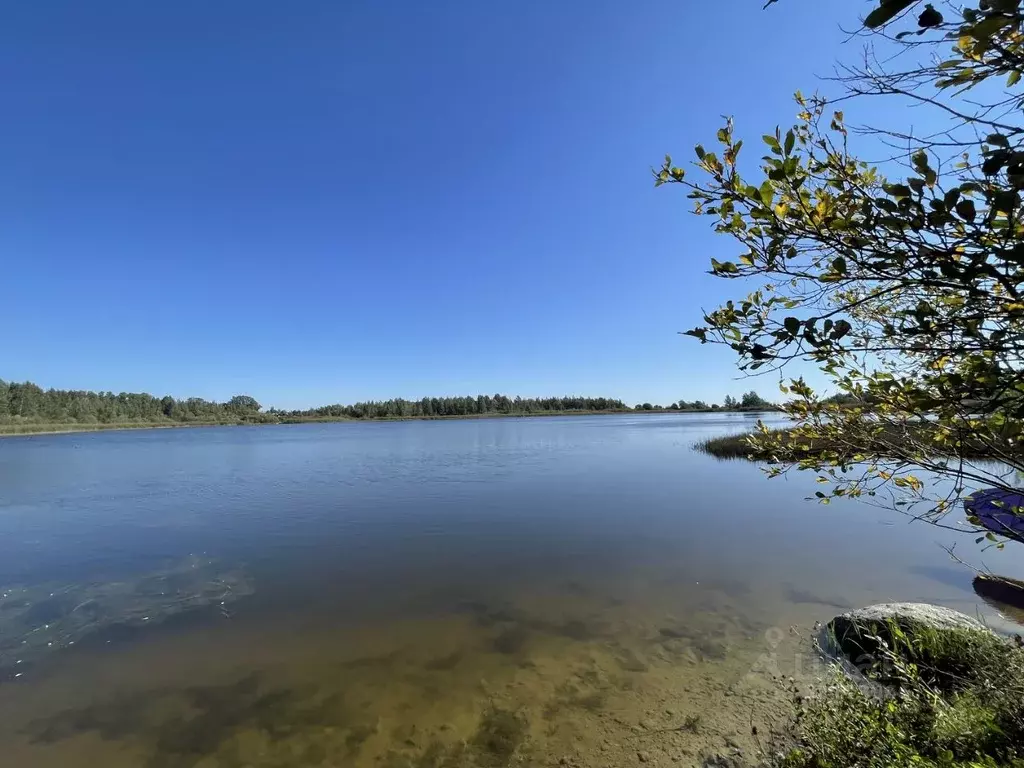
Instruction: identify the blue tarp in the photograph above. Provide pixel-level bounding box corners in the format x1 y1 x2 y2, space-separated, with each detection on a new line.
964 488 1024 540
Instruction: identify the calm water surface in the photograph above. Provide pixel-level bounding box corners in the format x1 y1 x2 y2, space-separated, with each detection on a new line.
0 414 1019 767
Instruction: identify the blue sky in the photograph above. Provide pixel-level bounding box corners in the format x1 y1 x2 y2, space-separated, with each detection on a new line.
3 0 861 409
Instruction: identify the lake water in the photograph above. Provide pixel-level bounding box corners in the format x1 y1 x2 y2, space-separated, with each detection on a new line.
0 413 1020 767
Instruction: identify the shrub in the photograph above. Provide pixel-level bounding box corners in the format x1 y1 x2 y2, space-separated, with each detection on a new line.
766 628 1024 768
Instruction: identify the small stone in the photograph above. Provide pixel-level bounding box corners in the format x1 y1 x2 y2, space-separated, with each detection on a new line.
559 757 570 766
701 754 742 768
724 736 741 749
637 751 650 763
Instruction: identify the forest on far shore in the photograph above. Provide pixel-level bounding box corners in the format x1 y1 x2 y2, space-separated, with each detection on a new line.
0 379 777 429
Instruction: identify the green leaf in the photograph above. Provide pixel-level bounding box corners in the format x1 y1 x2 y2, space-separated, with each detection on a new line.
784 130 795 156
955 199 977 221
864 0 914 29
1009 70 1021 87
883 183 912 198
971 15 1014 41
759 181 774 206
695 144 706 160
917 4 942 27
982 153 1006 175
994 190 1019 213
784 316 800 335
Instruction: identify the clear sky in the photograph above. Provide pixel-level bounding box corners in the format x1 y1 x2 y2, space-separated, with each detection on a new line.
3 0 859 409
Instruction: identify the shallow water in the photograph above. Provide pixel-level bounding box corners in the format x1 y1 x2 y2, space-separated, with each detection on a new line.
0 414 1020 766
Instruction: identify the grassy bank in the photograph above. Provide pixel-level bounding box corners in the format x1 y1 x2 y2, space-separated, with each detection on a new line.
695 429 824 460
0 408 714 438
695 431 767 459
696 425 1003 462
0 421 235 437
276 408 640 425
0 407 784 439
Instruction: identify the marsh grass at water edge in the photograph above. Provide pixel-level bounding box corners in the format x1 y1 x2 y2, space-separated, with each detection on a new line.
696 426 1014 462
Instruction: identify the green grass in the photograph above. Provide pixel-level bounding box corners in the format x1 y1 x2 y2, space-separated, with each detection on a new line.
0 421 235 437
766 626 1024 768
696 426 1005 462
695 429 841 460
2 406 785 438
0 408 668 437
696 428 875 461
4 405 778 436
277 409 637 424
695 431 765 459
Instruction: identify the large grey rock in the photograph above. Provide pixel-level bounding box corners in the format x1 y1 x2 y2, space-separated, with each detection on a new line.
834 603 988 634
820 603 996 689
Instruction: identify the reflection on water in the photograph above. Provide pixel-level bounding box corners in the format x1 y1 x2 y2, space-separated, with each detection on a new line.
0 414 1020 766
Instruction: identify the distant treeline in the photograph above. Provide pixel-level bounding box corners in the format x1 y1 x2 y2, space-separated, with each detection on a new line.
0 380 630 427
639 390 777 412
287 394 628 420
0 381 269 426
0 379 781 432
